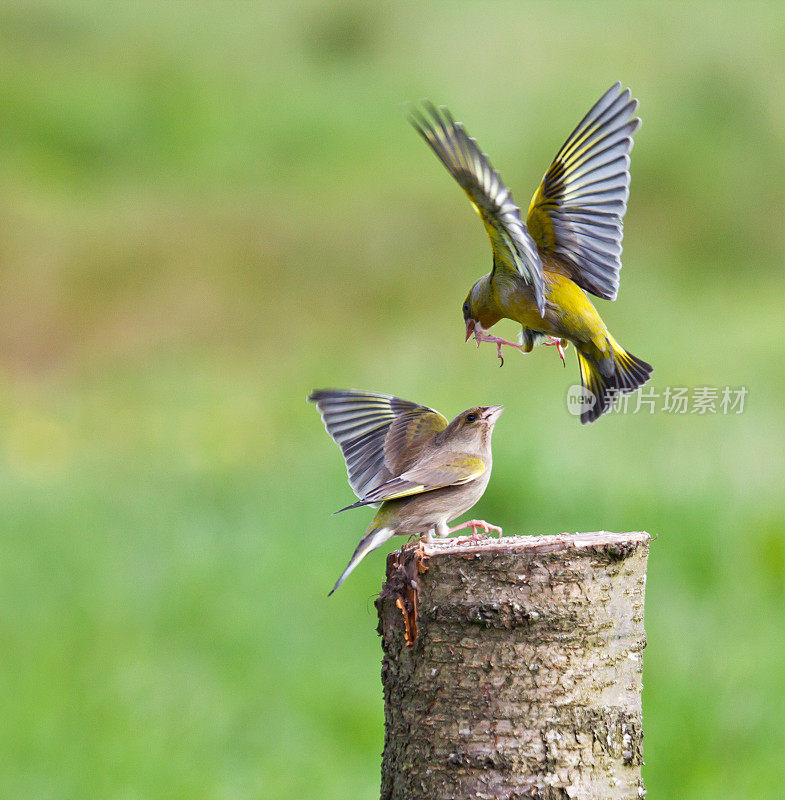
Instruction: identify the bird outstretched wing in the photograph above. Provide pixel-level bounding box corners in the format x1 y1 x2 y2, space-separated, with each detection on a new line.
526 82 640 301
308 389 448 501
409 102 546 315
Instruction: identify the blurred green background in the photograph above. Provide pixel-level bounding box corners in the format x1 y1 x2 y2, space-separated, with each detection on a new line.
1 2 784 798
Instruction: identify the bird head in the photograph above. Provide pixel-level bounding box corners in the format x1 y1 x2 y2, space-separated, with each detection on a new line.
463 277 501 341
443 405 504 450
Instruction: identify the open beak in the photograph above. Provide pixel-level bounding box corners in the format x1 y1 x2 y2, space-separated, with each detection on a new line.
464 318 476 342
481 405 504 426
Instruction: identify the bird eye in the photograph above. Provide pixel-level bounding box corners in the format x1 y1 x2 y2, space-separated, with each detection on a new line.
466 413 477 423
462 302 470 315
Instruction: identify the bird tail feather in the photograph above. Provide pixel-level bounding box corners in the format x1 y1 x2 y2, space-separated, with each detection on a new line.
333 498 372 514
328 527 395 596
577 337 652 424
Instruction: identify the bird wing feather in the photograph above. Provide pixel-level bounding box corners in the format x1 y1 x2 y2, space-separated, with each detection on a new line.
409 102 546 315
357 453 486 504
308 390 448 500
526 82 640 301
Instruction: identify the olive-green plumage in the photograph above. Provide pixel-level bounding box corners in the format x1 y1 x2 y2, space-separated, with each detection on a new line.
308 390 503 594
410 83 653 423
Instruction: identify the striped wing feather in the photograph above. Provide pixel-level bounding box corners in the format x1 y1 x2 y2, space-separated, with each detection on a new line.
527 82 640 301
410 102 546 315
357 453 486 505
308 390 448 500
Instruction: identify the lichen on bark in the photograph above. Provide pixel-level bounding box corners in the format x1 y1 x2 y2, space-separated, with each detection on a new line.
376 531 649 800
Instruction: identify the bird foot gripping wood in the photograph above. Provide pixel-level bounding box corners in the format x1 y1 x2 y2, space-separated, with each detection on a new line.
378 543 430 647
448 518 503 540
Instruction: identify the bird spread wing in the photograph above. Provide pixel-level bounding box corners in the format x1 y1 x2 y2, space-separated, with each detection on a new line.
410 102 546 315
308 389 448 500
526 82 640 301
356 453 486 505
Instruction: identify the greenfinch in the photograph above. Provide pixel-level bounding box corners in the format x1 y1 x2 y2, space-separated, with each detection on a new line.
308 389 503 594
409 82 652 423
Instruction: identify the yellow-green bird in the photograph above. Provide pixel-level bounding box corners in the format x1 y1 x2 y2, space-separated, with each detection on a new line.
309 389 503 594
409 82 652 423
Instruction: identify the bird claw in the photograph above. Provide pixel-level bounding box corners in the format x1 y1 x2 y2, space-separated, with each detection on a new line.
472 326 568 368
449 518 504 541
471 327 522 368
544 337 568 366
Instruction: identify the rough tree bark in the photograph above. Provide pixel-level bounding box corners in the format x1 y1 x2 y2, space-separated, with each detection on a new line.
376 531 649 800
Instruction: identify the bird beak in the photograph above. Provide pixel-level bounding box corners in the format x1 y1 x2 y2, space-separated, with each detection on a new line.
481 405 504 426
465 318 476 342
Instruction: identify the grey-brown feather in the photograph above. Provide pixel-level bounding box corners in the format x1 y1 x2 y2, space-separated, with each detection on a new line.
311 391 502 593
375 473 493 535
308 389 447 500
310 390 496 528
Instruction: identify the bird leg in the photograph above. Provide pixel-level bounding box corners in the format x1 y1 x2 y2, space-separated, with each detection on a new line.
472 326 522 367
448 519 503 540
544 337 568 366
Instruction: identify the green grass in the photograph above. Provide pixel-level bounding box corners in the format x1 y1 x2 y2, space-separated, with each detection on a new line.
1 2 784 798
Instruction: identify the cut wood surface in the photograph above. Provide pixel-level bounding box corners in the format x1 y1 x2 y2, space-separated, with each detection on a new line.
376 531 650 800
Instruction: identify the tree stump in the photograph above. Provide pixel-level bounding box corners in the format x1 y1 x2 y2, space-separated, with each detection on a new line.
376 531 649 800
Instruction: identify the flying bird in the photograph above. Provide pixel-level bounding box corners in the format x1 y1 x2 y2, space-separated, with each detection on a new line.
308 389 503 594
409 82 652 423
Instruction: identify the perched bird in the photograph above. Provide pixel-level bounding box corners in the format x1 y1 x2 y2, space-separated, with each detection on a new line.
409 82 652 423
308 389 503 594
